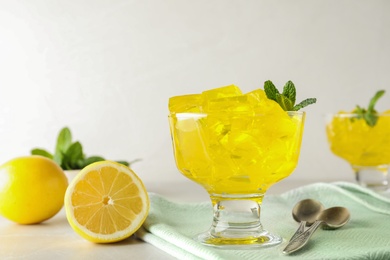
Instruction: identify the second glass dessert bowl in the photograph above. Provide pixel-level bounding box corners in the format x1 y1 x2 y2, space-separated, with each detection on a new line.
169 111 305 248
326 112 390 191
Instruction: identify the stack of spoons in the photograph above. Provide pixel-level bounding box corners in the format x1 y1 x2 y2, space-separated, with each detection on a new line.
283 199 351 254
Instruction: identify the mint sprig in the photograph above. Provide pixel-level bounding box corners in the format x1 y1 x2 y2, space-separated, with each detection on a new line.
31 127 138 170
354 90 385 127
264 80 316 111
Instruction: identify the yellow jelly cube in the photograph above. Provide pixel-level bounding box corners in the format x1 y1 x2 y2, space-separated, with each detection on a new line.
168 94 202 113
201 85 242 101
207 96 252 113
202 85 244 113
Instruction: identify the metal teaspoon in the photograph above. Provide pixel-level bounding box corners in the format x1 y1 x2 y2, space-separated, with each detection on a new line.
288 199 325 242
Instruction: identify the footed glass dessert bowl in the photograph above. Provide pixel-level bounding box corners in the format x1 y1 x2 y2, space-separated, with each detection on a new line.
326 112 390 191
168 83 310 248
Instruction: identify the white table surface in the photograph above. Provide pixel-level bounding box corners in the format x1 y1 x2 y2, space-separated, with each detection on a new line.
0 178 335 260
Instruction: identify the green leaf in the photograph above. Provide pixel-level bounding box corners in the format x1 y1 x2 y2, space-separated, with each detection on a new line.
116 160 130 167
54 127 72 165
275 93 294 111
53 153 62 166
354 106 364 117
293 98 317 111
65 141 84 169
29 126 140 170
367 90 385 113
80 156 105 168
282 81 296 105
354 90 385 127
56 127 72 153
263 80 316 111
128 158 142 165
264 80 279 101
364 113 377 127
31 148 53 159
61 156 73 170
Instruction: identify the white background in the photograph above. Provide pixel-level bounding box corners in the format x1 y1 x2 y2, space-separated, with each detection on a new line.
1 0 389 184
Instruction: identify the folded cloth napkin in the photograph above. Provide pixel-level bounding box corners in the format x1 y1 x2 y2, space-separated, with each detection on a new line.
136 182 390 260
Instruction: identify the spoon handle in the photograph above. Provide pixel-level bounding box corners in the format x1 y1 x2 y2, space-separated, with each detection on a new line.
289 221 306 242
283 220 322 254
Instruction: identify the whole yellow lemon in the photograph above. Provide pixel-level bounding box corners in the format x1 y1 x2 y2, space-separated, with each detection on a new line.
0 156 68 224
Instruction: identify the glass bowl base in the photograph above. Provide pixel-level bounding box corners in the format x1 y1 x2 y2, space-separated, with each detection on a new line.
352 165 389 191
195 230 282 249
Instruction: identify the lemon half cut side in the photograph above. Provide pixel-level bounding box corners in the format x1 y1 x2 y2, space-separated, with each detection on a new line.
64 161 149 243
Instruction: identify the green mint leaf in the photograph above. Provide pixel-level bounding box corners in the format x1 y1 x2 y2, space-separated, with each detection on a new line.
30 126 140 170
65 141 84 169
53 153 62 166
116 160 130 167
54 127 72 165
354 90 385 127
56 127 72 152
31 148 53 159
128 158 142 165
293 98 317 111
364 113 377 127
282 81 296 105
80 156 105 168
61 152 72 170
354 105 365 116
352 105 365 122
263 80 316 111
264 80 279 101
275 93 294 111
367 90 385 113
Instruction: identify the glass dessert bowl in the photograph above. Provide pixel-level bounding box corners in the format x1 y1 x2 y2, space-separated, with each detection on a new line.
326 111 390 191
168 84 310 248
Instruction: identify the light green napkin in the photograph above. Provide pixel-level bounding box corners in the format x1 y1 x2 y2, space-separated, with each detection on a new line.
136 182 390 260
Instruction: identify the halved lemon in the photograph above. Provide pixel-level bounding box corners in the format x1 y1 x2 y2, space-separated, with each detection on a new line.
64 161 149 243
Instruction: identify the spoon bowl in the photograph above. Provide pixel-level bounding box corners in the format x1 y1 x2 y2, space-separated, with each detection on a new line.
292 199 325 225
317 206 350 229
